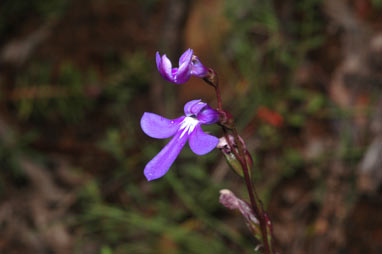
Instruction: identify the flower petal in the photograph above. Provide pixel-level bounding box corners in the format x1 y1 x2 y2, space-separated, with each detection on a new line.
188 125 219 155
144 130 189 181
196 105 219 124
191 102 208 116
161 54 173 81
141 113 184 139
174 69 191 84
156 51 162 73
179 48 193 66
184 99 202 116
172 49 192 84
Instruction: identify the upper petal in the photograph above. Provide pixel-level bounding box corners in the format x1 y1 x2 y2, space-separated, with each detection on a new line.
179 49 193 66
171 49 192 84
144 130 189 181
141 113 184 139
184 99 202 116
190 101 208 116
156 52 162 72
156 52 167 79
188 125 219 155
161 54 174 81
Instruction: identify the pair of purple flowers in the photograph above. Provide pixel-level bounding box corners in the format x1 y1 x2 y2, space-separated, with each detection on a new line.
141 49 218 181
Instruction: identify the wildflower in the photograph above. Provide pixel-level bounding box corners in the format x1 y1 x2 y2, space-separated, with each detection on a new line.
141 99 219 181
156 49 208 84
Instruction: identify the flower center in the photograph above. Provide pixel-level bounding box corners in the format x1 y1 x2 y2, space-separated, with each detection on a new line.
179 116 199 138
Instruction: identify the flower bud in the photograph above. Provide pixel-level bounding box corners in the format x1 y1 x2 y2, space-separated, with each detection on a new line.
217 135 253 178
219 189 261 238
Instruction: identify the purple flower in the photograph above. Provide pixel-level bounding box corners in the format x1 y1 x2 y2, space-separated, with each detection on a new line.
156 49 209 84
141 99 219 181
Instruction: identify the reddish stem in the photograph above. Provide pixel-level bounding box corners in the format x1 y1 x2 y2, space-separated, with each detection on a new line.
203 71 273 254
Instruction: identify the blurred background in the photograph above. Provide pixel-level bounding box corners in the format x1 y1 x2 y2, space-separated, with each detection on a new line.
0 0 381 253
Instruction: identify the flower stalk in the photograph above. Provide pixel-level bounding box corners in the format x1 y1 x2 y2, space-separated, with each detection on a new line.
203 70 274 254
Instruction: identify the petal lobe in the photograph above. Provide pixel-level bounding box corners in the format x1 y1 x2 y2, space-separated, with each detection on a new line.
140 113 184 139
188 125 219 155
144 131 189 181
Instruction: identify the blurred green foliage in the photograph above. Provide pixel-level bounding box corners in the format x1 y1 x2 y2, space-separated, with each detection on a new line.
15 61 93 121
